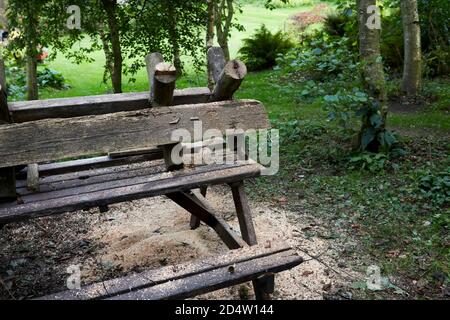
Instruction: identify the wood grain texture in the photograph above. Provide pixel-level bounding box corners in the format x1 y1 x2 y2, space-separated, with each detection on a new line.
0 99 270 168
211 60 247 101
207 46 227 86
152 62 177 107
17 153 163 179
9 88 212 123
110 249 301 300
0 162 262 224
37 242 301 300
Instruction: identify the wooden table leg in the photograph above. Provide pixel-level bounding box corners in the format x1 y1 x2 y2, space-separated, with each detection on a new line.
190 186 207 230
168 190 244 250
230 181 275 300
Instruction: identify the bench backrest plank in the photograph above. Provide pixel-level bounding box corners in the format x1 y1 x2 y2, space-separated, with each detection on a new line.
0 99 269 168
9 87 211 123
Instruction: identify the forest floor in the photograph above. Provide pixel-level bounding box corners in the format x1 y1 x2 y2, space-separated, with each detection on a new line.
0 186 362 300
0 73 448 300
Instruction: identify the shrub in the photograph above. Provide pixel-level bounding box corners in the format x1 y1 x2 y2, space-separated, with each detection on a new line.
418 170 450 205
38 68 70 90
276 35 359 82
238 25 294 71
5 66 70 100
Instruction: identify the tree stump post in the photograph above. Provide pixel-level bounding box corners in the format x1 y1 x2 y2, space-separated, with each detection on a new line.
207 47 226 91
211 60 247 101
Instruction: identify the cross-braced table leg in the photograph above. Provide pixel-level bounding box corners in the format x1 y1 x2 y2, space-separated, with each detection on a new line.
189 186 207 230
230 181 275 300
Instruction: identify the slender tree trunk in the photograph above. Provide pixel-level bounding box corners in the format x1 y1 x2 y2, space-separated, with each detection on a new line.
167 3 182 75
101 0 122 93
207 0 216 90
401 0 422 96
357 0 388 151
24 2 39 101
26 54 38 100
215 0 233 61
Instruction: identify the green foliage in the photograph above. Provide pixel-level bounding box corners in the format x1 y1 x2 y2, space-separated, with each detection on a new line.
331 0 449 77
38 68 70 90
348 152 389 173
238 25 293 71
276 35 359 82
6 66 69 100
417 170 450 205
277 34 399 153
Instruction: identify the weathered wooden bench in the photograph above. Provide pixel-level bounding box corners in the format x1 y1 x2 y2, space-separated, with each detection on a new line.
0 48 303 300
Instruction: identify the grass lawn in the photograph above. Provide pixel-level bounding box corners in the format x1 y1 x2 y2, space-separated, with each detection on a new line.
38 4 306 100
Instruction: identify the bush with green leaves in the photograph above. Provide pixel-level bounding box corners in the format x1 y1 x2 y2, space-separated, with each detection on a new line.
277 34 400 153
6 67 70 101
276 35 359 82
417 170 450 206
238 25 294 71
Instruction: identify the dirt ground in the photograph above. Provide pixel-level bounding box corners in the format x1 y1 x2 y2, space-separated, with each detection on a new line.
0 185 364 300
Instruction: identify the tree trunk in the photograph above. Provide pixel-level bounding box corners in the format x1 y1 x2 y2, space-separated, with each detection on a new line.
401 0 422 96
214 0 233 62
167 3 182 75
357 0 388 152
101 0 122 94
206 0 216 90
26 54 38 101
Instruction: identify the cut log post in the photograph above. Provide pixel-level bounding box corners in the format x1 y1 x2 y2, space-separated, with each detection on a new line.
211 60 247 102
145 52 164 103
0 81 17 203
146 55 182 171
152 62 177 107
207 47 226 91
26 163 39 192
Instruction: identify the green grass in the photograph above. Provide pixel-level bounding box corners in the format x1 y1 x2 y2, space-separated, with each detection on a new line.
38 4 307 100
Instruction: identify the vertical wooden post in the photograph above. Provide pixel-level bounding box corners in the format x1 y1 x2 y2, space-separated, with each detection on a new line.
211 60 247 102
145 52 164 103
145 53 182 171
230 181 274 300
207 47 226 91
26 163 39 192
0 59 16 203
152 62 177 107
190 186 207 230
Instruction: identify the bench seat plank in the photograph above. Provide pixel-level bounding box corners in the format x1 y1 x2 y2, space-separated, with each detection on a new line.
37 243 303 300
0 161 262 224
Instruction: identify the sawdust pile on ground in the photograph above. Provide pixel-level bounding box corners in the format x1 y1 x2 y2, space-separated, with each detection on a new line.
0 186 362 300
